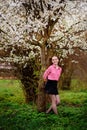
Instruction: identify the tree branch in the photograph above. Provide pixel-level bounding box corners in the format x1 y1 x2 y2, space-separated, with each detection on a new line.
0 28 11 37
50 20 86 43
25 38 41 47
0 14 15 32
0 28 7 34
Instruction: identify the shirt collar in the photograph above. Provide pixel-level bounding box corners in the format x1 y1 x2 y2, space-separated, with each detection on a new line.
52 64 60 69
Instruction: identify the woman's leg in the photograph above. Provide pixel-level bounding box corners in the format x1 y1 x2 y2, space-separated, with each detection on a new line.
46 105 52 114
46 94 58 114
51 95 58 114
56 95 60 105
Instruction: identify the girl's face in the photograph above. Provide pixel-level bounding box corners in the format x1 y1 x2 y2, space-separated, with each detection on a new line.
52 56 59 65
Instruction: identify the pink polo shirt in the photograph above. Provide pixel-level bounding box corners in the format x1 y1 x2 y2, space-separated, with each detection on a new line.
43 64 62 81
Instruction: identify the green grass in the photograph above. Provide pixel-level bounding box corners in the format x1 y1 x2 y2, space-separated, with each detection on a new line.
70 79 87 91
0 80 25 104
0 80 87 130
60 90 87 105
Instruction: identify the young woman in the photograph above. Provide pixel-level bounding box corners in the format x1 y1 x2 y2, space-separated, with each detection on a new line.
43 56 62 114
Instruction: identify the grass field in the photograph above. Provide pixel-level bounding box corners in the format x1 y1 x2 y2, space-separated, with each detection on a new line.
0 80 87 130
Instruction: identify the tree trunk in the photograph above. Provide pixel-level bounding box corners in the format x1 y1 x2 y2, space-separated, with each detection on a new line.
22 83 36 103
59 60 74 90
15 59 38 104
37 45 46 112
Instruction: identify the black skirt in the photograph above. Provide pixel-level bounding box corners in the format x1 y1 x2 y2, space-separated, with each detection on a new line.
45 79 58 95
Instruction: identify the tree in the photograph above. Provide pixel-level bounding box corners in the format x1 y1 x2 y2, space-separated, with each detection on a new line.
0 0 87 111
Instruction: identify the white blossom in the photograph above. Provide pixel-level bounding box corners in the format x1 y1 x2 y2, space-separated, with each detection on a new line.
0 0 87 64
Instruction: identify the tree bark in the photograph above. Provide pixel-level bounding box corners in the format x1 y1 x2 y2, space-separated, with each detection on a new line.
37 45 46 112
15 59 38 104
22 83 36 103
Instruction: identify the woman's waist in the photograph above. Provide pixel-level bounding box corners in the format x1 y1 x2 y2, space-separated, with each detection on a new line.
47 79 58 82
48 75 59 81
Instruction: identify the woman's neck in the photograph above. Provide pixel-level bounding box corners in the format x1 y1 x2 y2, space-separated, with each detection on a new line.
53 64 58 67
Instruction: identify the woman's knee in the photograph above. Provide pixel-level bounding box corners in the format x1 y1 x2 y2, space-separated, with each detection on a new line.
56 100 60 105
51 95 56 103
56 95 60 105
52 102 56 109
